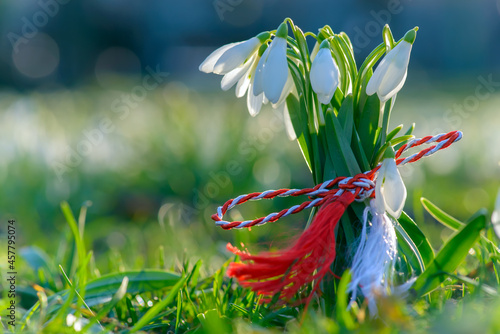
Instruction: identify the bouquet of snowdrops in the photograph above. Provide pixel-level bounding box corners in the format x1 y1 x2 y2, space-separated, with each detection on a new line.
200 18 475 316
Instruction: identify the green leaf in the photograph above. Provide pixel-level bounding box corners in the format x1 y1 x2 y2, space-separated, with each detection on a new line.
286 93 313 173
290 24 311 72
398 211 434 267
395 123 415 150
422 197 499 255
413 212 486 296
338 32 358 77
395 224 425 275
60 201 86 277
350 127 371 171
373 135 414 165
386 124 403 142
130 275 187 332
85 270 181 301
357 94 381 162
337 95 354 142
197 309 232 333
22 270 182 322
421 197 463 230
324 109 361 177
333 35 357 87
82 276 129 332
329 38 350 94
353 43 385 106
336 270 355 330
378 97 395 152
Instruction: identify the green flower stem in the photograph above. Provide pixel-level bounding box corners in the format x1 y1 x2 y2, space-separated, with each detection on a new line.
353 43 385 111
334 35 358 79
379 97 394 156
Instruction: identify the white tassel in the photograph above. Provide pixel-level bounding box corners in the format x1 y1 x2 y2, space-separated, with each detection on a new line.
347 199 412 315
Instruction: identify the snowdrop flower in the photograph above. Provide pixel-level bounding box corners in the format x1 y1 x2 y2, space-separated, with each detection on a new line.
366 28 417 103
253 22 289 104
199 31 270 75
310 40 340 105
375 148 406 219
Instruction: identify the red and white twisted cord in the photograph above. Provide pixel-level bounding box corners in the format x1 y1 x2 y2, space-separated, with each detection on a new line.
212 130 462 230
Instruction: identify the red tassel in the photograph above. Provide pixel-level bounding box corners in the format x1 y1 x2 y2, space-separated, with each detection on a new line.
227 191 356 304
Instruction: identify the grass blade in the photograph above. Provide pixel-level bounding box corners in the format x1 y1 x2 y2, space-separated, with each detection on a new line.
413 212 486 296
398 211 435 267
421 197 463 230
129 276 187 332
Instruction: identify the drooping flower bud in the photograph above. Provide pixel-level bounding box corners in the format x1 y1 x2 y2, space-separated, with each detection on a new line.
261 22 289 104
366 27 418 103
310 40 340 105
375 147 407 218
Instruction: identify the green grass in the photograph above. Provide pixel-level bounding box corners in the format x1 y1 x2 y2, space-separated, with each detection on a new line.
5 199 500 333
1 82 500 332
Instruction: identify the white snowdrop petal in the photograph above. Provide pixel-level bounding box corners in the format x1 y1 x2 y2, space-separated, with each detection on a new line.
199 42 239 73
379 159 406 218
220 54 255 91
272 70 293 108
262 37 288 104
378 70 407 103
377 63 409 99
366 53 392 96
310 48 339 104
235 55 259 98
235 72 251 98
247 82 263 116
317 93 333 105
214 37 261 75
366 41 412 100
374 163 387 215
253 45 271 96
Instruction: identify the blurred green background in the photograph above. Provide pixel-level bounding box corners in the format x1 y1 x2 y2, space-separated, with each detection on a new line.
1 0 500 275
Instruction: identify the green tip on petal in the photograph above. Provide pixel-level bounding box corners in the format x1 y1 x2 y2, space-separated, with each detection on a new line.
319 39 330 49
403 28 417 44
383 146 396 159
256 31 271 44
257 42 268 56
276 22 288 39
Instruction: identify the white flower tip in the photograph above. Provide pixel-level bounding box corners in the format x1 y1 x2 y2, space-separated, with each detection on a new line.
310 48 339 105
198 62 212 73
199 43 236 74
384 184 406 218
317 93 333 105
376 159 407 219
365 75 378 96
